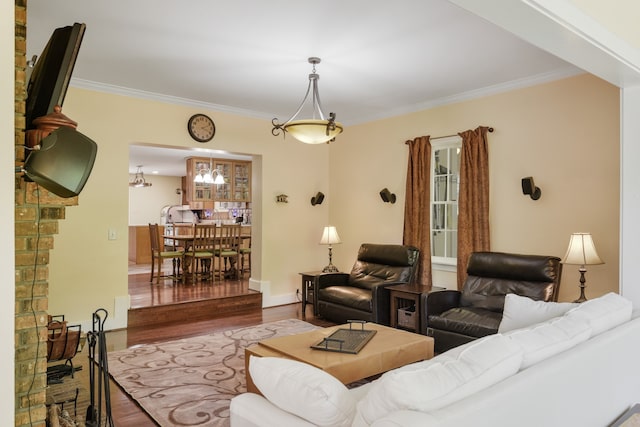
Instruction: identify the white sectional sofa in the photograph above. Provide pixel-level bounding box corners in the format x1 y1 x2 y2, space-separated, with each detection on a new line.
230 293 640 427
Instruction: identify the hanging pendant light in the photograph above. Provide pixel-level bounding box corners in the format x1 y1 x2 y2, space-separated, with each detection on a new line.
272 57 343 144
129 165 152 188
193 157 225 185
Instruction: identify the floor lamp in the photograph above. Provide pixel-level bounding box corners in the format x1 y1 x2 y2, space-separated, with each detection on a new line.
319 226 341 273
561 232 604 303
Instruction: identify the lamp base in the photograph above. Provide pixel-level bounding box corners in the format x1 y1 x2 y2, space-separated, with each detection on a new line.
322 263 339 273
573 268 588 303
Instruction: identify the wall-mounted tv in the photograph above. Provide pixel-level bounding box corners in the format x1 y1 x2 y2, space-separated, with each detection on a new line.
26 22 85 130
23 22 98 198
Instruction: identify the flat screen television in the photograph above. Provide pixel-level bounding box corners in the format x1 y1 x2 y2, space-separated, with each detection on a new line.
23 22 98 198
26 22 86 130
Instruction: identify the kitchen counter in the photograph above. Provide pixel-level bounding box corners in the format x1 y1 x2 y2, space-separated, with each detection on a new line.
129 225 164 264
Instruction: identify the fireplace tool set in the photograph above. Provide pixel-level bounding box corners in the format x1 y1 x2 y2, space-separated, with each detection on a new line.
86 308 113 427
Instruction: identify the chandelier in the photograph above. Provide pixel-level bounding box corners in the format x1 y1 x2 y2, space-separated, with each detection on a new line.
129 165 152 188
272 57 343 144
193 159 225 185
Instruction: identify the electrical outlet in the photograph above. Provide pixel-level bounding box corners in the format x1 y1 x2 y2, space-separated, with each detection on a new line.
296 289 300 295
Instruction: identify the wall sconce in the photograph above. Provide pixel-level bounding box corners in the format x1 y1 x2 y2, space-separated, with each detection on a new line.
379 188 396 204
521 177 541 200
276 194 288 203
310 192 325 206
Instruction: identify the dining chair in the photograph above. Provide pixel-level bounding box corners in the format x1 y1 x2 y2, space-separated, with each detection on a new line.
214 224 241 280
239 234 251 277
183 223 217 284
149 223 184 284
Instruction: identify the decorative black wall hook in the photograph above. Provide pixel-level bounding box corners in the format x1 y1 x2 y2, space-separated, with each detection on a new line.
521 177 541 200
379 188 396 204
311 191 325 206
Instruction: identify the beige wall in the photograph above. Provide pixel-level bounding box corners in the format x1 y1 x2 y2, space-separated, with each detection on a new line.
49 87 331 328
330 73 619 303
48 73 619 327
129 175 183 225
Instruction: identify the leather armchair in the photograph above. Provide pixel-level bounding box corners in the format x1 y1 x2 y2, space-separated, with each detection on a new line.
424 251 562 353
316 243 420 325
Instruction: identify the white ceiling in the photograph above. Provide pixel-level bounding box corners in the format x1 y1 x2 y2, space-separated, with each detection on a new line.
26 0 581 177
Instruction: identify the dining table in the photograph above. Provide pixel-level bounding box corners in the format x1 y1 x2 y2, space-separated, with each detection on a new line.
162 233 249 281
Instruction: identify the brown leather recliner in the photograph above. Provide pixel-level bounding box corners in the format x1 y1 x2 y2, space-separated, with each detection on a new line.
316 243 420 326
424 251 562 354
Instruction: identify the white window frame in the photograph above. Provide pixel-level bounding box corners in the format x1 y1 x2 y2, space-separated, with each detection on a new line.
430 135 462 271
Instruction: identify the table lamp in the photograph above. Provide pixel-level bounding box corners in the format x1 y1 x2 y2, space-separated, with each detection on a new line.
319 226 341 273
561 232 604 303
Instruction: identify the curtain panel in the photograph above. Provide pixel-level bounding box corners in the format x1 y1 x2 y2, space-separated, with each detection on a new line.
403 136 432 287
456 126 491 289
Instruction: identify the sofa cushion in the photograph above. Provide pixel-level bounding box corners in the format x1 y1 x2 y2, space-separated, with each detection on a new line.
428 307 502 338
505 313 592 369
355 334 523 424
348 244 418 290
565 292 633 336
248 356 356 427
317 286 373 312
459 252 562 310
498 294 578 333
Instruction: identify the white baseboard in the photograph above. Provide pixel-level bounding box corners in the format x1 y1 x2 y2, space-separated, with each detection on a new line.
77 294 130 332
247 278 298 308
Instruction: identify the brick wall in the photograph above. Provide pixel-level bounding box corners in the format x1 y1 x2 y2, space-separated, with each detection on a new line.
14 1 79 425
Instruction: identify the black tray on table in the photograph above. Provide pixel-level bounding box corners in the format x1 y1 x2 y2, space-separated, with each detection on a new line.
310 320 377 354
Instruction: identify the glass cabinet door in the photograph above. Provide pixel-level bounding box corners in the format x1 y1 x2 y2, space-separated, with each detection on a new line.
193 159 213 200
213 161 232 201
233 162 251 201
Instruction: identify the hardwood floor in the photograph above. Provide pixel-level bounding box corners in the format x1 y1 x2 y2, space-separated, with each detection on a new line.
47 263 334 426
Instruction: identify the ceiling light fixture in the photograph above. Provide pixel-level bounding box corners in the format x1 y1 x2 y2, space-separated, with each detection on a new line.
129 165 152 188
194 160 225 185
272 57 343 144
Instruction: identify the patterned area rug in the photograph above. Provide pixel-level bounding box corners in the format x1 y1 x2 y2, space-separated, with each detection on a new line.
108 319 319 426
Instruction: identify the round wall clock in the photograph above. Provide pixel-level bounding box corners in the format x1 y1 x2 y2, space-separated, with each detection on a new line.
187 114 216 143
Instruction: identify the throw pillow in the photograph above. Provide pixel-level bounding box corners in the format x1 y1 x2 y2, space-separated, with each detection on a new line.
248 356 356 427
498 294 578 333
355 334 523 424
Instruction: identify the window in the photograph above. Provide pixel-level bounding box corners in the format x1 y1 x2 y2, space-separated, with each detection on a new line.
431 136 461 268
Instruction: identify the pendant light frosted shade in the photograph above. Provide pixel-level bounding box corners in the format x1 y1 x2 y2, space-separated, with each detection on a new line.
285 120 344 145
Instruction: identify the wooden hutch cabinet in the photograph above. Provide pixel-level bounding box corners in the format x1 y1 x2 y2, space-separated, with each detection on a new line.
185 157 251 206
214 160 251 202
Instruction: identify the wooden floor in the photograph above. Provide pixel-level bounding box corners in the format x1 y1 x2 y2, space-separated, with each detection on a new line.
46 262 335 426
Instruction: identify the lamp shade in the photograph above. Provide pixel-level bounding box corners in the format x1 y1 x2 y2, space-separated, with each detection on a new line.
319 226 341 245
212 170 225 184
285 120 344 144
562 232 604 266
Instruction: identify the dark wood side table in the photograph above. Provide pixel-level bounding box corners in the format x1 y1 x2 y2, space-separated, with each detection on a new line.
299 271 326 317
389 283 446 333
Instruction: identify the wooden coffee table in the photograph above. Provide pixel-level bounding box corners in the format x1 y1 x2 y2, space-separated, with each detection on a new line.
245 322 434 393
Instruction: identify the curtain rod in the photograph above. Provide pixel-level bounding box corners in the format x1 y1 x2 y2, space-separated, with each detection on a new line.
405 127 494 144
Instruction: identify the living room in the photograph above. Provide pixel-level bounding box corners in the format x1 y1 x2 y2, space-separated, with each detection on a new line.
5 2 640 426
44 72 622 330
